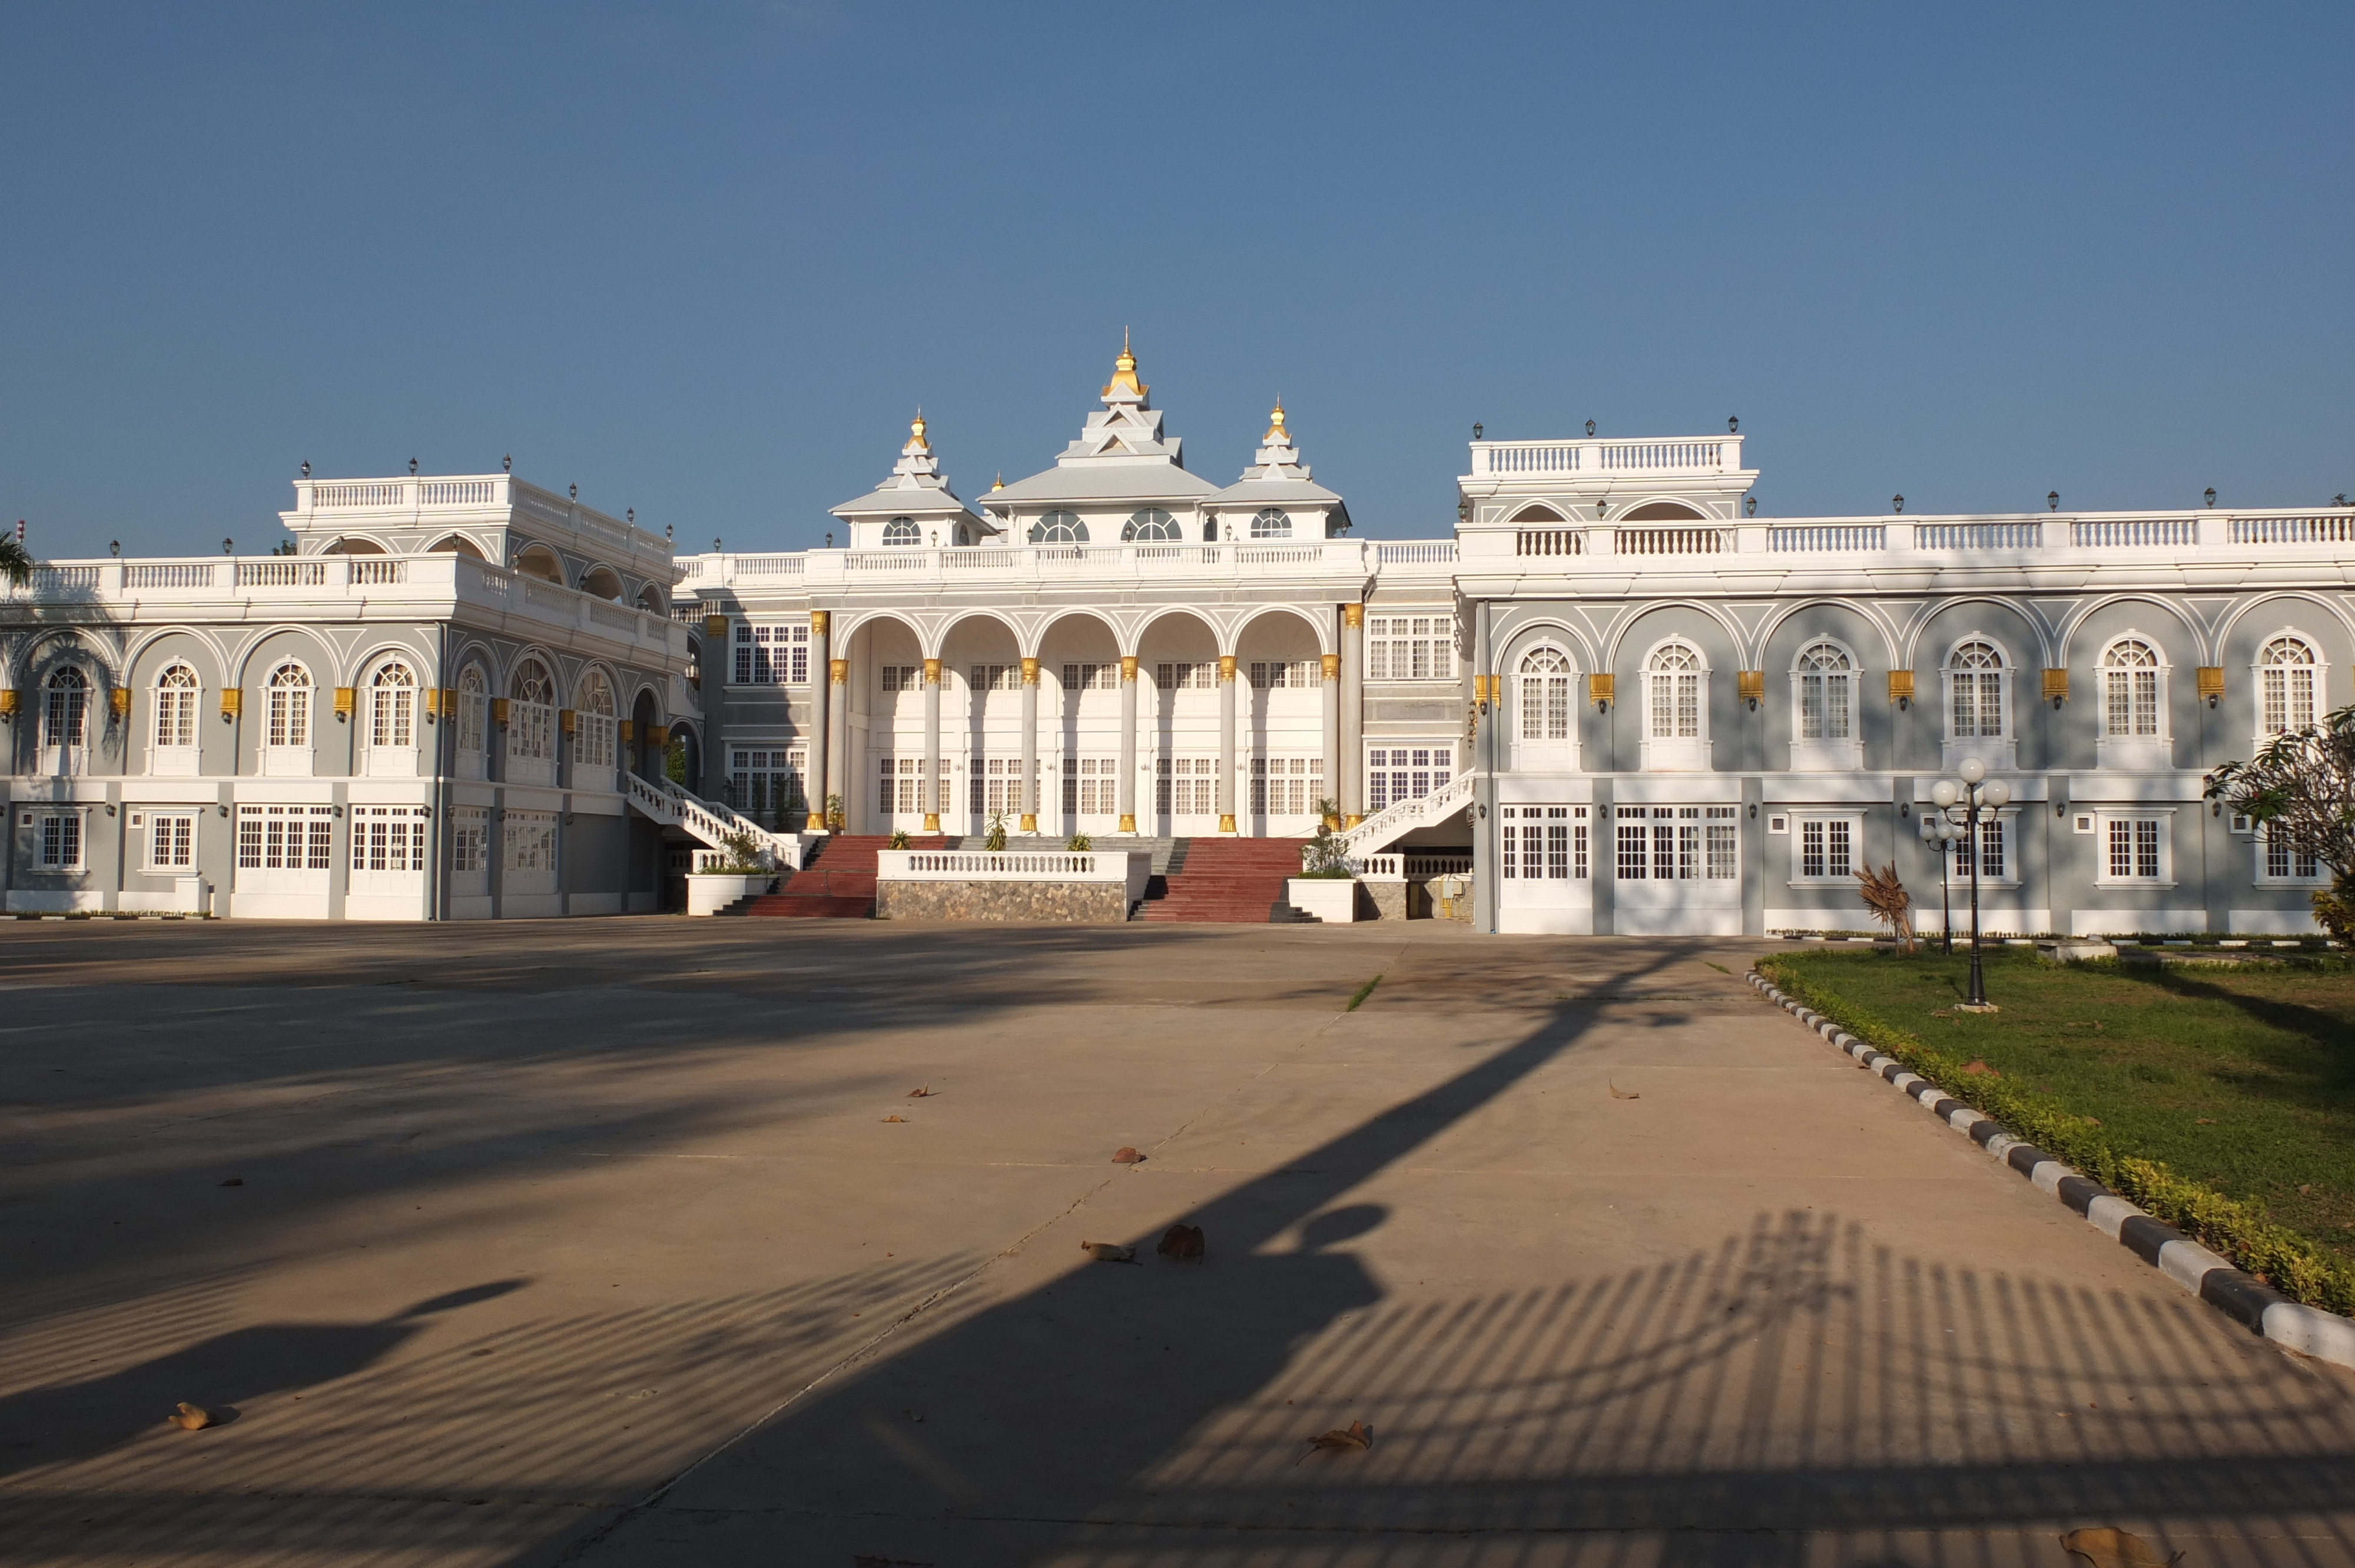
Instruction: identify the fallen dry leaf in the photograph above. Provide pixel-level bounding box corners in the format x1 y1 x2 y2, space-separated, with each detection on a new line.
2299 1183 2313 1195
907 1085 933 1098
880 1115 908 1124
1157 1223 1205 1261
1300 1418 1374 1460
1080 1241 1137 1263
1608 1083 1640 1100
2196 1118 2215 1125
2058 1526 2182 1567
1962 1059 1998 1077
167 1402 211 1431
852 1556 935 1568
1931 1007 1955 1018
1111 1146 1145 1164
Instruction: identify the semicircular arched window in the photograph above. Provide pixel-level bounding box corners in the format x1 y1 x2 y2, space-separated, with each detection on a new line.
1795 640 1852 740
510 659 555 764
1249 509 1292 540
368 660 416 750
881 517 921 547
1029 511 1087 545
1122 509 1180 543
2102 637 2163 738
457 663 487 756
1518 646 1571 742
1947 639 2005 739
43 666 89 750
2258 634 2318 736
266 662 312 749
154 663 199 751
1646 641 1704 739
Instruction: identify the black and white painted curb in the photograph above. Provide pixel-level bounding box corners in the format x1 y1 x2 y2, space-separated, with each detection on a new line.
1747 968 2355 1373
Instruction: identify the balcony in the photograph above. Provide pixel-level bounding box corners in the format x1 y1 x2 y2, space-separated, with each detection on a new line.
1470 436 1746 479
286 473 674 561
679 537 1456 594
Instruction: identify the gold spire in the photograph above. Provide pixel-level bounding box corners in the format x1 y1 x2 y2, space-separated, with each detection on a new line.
1265 398 1289 442
907 410 929 451
1102 328 1146 400
991 472 1004 491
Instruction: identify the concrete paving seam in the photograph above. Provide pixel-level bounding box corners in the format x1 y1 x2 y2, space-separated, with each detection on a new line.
1744 968 2355 1373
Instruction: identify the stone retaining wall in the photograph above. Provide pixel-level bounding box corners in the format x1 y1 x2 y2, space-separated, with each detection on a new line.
875 879 1133 923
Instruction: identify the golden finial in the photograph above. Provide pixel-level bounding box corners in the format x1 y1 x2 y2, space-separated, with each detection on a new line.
907 410 929 451
1102 328 1146 399
1265 398 1288 441
991 472 1004 491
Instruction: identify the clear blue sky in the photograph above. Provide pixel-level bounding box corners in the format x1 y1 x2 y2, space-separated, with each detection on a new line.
2 3 2348 559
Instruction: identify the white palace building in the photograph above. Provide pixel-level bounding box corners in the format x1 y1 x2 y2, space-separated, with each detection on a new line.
5 341 2350 935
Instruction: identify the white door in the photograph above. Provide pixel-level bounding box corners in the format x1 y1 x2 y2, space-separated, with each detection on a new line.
1611 805 1742 935
1497 805 1593 934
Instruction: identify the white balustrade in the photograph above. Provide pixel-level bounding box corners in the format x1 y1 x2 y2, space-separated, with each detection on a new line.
2071 519 2196 548
1376 541 1458 563
1600 441 1723 471
1616 527 1729 555
1515 530 1583 557
349 559 407 585
236 560 327 587
2231 515 2355 544
1770 525 1886 553
125 563 215 589
1913 521 2042 551
876 848 1151 903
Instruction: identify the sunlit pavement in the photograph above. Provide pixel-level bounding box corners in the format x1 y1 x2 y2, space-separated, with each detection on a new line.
1 918 2350 1567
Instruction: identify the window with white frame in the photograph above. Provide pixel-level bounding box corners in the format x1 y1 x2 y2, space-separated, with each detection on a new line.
509 660 555 769
1615 805 1737 881
503 809 558 891
1646 642 1705 739
575 671 616 773
1367 745 1452 813
969 664 1019 695
153 664 200 752
1518 647 1573 742
2102 637 2165 738
1062 756 1116 816
450 807 489 892
969 755 1033 816
265 662 312 749
2099 813 2171 885
144 810 196 870
878 756 947 815
1123 509 1180 543
1156 662 1215 691
734 622 810 685
1248 508 1292 540
1943 814 2012 882
236 805 334 878
1251 755 1324 816
1501 805 1588 880
880 665 920 694
2257 634 2319 736
2260 825 2324 883
456 664 487 756
1371 617 1457 682
1029 510 1087 544
35 809 84 870
1792 813 1858 882
1155 756 1215 816
43 666 89 752
1060 662 1118 692
1248 660 1316 689
1795 642 1853 741
351 806 428 875
732 748 806 820
1948 639 2006 739
882 516 921 546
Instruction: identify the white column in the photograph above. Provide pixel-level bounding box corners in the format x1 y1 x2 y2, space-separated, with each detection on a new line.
1341 603 1365 825
806 611 830 831
1019 657 1040 833
1117 656 1138 834
1321 652 1341 827
1218 655 1238 835
922 657 942 833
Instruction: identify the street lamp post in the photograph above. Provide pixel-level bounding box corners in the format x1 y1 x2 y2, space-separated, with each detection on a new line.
1918 810 1953 955
1928 758 2011 1009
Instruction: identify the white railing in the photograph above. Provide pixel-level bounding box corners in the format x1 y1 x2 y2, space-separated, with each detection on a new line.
1359 852 1475 879
420 479 496 506
26 565 102 592
2072 519 2196 548
1616 527 1729 555
2232 515 2355 544
1325 770 1475 862
1914 521 2042 551
846 550 936 571
1377 541 1458 563
1601 441 1722 471
1484 444 1583 473
623 773 805 869
1770 525 1885 553
876 848 1151 904
236 560 327 587
125 563 215 589
1471 436 1743 478
349 559 407 584
291 475 669 557
1236 545 1323 564
1516 530 1583 557
311 481 405 508
731 554 804 576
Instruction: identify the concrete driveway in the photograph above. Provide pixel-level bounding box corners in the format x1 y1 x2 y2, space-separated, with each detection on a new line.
1 918 2349 1566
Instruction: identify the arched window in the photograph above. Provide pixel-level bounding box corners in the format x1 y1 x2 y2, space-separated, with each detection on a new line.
154 664 199 750
266 662 312 749
369 660 416 749
1948 640 2005 739
1123 509 1180 543
1249 509 1292 540
2259 635 2318 736
1029 511 1087 544
457 664 487 755
43 666 88 750
1795 642 1853 741
882 517 921 546
510 660 555 764
2102 637 2164 738
1647 641 1704 739
576 670 616 772
1518 647 1572 742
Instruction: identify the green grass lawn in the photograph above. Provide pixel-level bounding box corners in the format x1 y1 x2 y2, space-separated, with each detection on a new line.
1763 948 2355 1267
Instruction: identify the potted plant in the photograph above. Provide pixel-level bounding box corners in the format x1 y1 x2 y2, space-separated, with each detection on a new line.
1286 808 1361 923
1066 832 1093 852
824 793 847 833
686 828 775 915
984 810 1009 852
888 828 910 849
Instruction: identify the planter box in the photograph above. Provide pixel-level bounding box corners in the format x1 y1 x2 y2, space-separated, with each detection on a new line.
686 872 770 916
1286 877 1360 924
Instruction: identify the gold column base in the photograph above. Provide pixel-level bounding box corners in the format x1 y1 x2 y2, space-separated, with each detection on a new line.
1020 813 1037 832
1117 813 1136 833
1218 813 1236 834
805 811 826 832
923 813 940 832
1344 813 1364 828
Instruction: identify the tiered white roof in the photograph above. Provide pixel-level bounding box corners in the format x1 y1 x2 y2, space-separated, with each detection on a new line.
829 414 991 547
1207 402 1350 536
982 336 1220 510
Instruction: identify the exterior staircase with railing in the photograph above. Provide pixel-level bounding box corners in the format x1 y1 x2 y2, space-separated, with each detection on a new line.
1318 770 1474 866
623 772 808 869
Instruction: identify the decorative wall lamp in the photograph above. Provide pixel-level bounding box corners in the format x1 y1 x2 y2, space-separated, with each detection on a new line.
219 689 241 722
1737 670 1764 710
1744 496 1757 517
491 697 510 728
333 687 355 722
1888 670 1915 711
1588 673 1614 713
0 690 16 723
2197 666 2224 709
2042 669 2069 709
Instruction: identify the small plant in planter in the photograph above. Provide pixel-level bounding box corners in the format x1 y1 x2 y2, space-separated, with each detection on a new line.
824 793 847 833
887 829 911 850
1299 810 1357 879
1316 793 1342 832
984 811 1009 852
714 829 770 874
1066 833 1093 852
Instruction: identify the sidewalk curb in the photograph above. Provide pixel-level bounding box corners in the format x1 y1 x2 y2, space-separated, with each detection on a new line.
1746 968 2355 1373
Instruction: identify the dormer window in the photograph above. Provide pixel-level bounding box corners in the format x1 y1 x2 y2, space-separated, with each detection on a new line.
1122 509 1180 543
1030 511 1087 544
1249 509 1292 540
882 517 920 547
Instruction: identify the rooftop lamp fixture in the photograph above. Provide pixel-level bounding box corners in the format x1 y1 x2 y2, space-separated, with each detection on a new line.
626 508 634 523
825 531 834 548
2048 490 2060 511
569 483 578 500
1472 422 1482 439
1892 494 1905 514
409 457 419 476
2205 487 2217 507
109 540 119 557
1744 496 1757 517
502 454 512 473
1729 416 1739 433
221 537 233 555
1586 420 1596 437
714 537 722 553
665 523 674 542
300 460 310 478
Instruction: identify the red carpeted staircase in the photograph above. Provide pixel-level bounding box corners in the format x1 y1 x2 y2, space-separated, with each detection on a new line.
1135 838 1308 923
739 835 944 918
